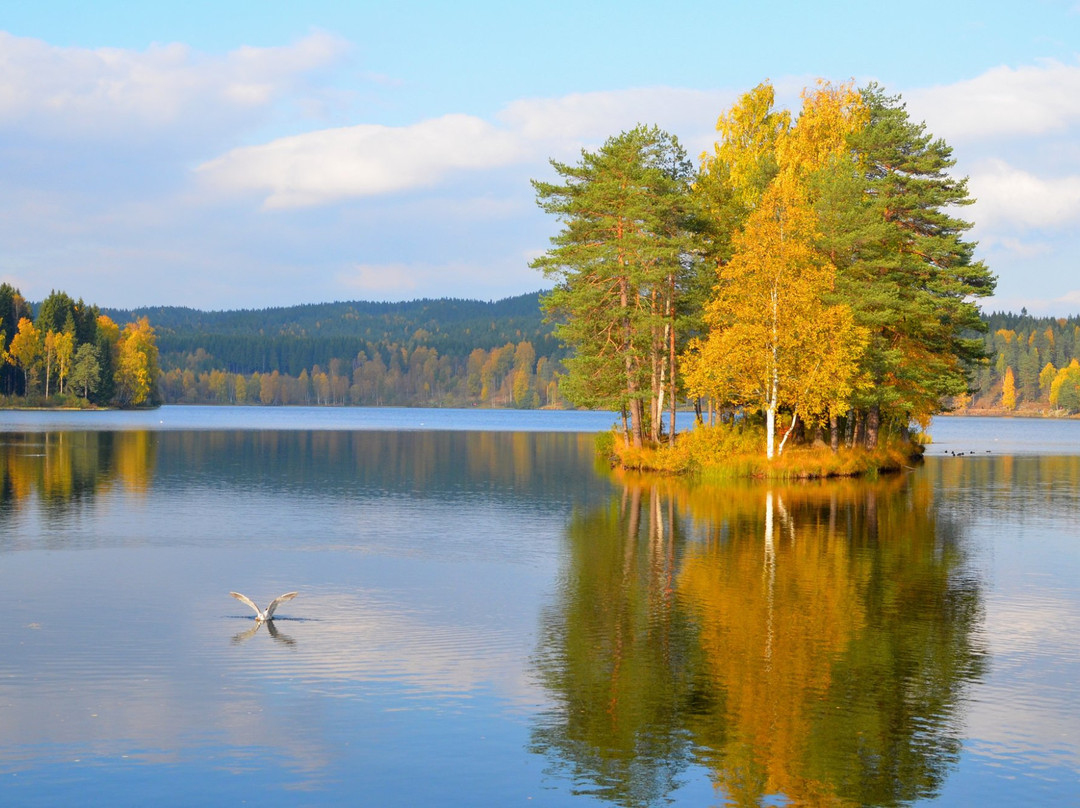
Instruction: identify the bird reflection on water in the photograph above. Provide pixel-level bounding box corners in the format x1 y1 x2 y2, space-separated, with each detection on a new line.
231 617 297 646
230 591 300 646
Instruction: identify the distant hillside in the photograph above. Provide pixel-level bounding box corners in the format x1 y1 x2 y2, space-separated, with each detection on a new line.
104 292 562 376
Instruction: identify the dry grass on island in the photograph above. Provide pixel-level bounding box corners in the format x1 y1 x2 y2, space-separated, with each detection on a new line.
599 421 924 481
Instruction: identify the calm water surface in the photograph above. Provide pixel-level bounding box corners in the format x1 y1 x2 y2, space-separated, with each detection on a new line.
0 407 1078 806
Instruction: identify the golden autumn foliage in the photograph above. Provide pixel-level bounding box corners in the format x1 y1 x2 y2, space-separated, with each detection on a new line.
684 82 869 459
1001 367 1017 410
1049 359 1080 411
8 317 42 392
113 316 159 407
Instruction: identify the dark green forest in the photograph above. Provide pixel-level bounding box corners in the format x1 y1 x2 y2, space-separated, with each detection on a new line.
105 293 561 376
103 293 569 408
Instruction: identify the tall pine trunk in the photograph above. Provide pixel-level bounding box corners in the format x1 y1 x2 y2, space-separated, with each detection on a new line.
668 286 677 447
865 404 880 449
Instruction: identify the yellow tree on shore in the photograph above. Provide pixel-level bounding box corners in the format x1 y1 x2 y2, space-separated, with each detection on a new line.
54 330 75 395
1001 367 1017 411
113 317 160 407
8 318 43 394
685 82 868 458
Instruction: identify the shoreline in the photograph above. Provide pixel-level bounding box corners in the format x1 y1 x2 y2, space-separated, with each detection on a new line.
943 408 1079 419
605 426 925 481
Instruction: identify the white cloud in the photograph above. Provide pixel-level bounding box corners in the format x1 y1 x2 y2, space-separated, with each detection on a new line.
0 30 348 139
970 159 1080 230
906 59 1080 142
338 263 421 296
499 86 729 147
197 114 526 207
197 86 733 210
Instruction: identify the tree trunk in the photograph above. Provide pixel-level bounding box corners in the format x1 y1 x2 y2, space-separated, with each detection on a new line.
649 289 658 443
630 397 644 448
766 404 776 459
668 293 677 447
777 409 799 456
653 337 665 444
830 413 840 453
865 404 880 450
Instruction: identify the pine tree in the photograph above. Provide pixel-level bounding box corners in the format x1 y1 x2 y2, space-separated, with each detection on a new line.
835 85 996 441
532 125 700 446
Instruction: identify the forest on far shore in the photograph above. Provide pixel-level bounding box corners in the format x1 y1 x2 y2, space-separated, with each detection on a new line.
963 311 1080 414
3 286 1079 414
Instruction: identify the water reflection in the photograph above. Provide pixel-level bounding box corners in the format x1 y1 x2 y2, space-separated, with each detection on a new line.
3 422 1076 805
232 618 298 646
0 431 156 518
533 472 987 807
531 484 700 806
0 429 603 552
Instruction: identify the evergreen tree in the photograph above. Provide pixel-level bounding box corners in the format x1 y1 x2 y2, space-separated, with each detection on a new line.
846 84 989 429
532 125 700 446
35 290 78 335
835 85 996 440
0 283 31 395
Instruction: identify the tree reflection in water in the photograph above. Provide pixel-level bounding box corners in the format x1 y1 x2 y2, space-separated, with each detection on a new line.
532 472 986 807
0 431 156 528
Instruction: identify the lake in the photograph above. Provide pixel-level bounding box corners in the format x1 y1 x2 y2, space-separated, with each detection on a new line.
1 406 1078 806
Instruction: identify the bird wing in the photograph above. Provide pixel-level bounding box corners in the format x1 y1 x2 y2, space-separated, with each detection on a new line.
230 591 263 617
265 591 298 619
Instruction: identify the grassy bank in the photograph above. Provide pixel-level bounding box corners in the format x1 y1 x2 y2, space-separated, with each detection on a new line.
0 393 110 410
601 421 923 480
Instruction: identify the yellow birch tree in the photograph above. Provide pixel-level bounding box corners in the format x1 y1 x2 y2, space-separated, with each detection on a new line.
113 317 160 407
55 330 75 395
43 330 59 396
684 82 868 458
9 318 43 394
1001 367 1017 410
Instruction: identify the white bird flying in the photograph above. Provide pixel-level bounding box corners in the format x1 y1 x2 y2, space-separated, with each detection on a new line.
230 591 298 623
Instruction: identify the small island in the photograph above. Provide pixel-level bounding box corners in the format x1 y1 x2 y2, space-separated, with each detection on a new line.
531 81 995 479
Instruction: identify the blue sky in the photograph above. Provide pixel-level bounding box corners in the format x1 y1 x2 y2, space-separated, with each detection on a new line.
2 1 1079 313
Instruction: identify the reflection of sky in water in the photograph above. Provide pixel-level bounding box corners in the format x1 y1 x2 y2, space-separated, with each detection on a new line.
936 464 1080 801
0 404 621 433
926 415 1080 455
0 415 1078 805
0 427 610 803
0 545 563 799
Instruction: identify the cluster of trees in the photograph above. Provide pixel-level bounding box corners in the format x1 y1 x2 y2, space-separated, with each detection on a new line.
0 286 161 408
969 312 1080 412
533 81 994 457
159 339 563 408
